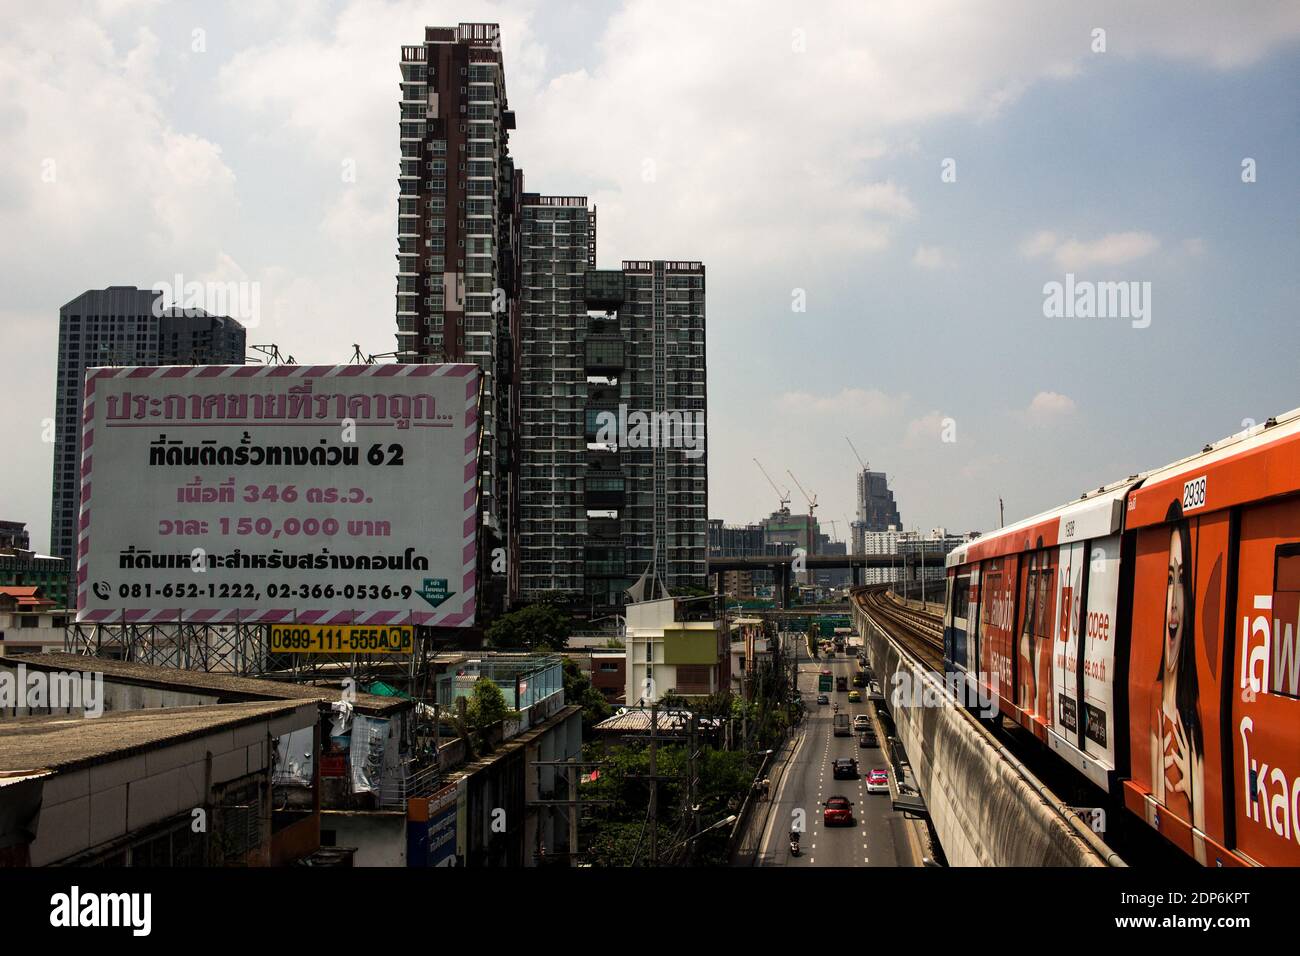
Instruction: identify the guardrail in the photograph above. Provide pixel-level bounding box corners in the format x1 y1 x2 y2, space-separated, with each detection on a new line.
852 593 1124 867
726 737 786 865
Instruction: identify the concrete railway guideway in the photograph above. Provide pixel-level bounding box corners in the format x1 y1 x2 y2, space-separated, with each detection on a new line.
850 585 1125 868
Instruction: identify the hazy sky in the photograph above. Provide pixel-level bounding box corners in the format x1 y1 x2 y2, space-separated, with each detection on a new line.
2 0 1298 553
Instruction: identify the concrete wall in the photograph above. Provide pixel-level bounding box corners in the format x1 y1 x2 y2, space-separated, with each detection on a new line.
852 602 1115 867
0 662 212 717
29 707 311 865
320 811 406 867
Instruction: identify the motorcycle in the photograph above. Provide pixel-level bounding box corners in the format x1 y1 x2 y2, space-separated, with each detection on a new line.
789 832 801 857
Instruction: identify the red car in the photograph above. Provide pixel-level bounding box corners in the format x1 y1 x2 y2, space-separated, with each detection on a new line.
866 768 889 793
823 795 854 826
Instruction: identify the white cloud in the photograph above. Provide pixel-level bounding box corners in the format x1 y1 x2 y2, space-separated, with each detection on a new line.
0 14 240 309
1021 230 1160 270
1024 391 1078 423
904 411 947 449
779 387 906 420
911 244 947 270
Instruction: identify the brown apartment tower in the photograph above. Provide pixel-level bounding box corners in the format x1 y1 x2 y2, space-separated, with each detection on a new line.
397 24 523 616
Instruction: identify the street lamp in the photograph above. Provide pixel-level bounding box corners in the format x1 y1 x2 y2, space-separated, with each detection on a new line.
662 813 739 855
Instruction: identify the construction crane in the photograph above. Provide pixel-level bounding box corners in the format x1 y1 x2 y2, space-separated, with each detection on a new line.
826 519 839 542
753 459 791 514
846 436 868 472
787 469 818 517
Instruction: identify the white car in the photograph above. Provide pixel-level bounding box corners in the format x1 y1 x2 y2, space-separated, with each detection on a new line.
852 715 871 732
866 768 890 793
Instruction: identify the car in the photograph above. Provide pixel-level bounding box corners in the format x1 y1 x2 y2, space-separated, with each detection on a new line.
832 757 858 780
852 715 871 732
847 690 861 703
823 795 855 826
816 694 830 705
858 731 878 748
866 768 889 793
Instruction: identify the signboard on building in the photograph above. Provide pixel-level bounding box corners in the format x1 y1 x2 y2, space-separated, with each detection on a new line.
77 364 479 627
268 623 414 655
428 782 459 867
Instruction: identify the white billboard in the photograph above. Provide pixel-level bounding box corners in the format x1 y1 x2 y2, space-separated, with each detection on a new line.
77 364 480 627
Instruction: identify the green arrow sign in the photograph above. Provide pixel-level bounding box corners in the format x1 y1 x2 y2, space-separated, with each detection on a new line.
418 578 455 608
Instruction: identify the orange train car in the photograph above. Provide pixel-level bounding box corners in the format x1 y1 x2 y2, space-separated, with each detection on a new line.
942 407 1300 866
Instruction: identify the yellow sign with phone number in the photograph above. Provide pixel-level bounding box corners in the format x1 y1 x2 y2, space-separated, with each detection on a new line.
269 624 414 655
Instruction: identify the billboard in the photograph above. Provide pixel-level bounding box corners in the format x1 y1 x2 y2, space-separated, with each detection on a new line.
77 364 479 627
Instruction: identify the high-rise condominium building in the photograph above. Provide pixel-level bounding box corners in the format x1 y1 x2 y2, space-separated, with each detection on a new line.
396 23 523 613
50 287 246 564
519 259 707 610
517 196 597 596
621 261 708 595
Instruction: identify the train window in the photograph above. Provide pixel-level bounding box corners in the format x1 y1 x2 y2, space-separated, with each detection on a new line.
1271 543 1300 699
1036 560 1052 640
952 575 970 619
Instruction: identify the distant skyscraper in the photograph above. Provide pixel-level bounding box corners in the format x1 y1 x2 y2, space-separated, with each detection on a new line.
50 287 246 564
396 23 523 614
852 468 902 553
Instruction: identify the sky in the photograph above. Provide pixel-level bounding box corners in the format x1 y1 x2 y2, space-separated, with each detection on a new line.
2 0 1298 553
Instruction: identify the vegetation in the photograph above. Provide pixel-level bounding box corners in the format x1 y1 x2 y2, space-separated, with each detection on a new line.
579 740 753 866
463 677 518 753
562 657 612 732
485 602 571 650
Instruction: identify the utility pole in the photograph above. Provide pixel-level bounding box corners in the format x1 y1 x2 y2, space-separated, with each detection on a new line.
999 497 1005 529
567 758 579 861
686 714 699 866
648 702 659 866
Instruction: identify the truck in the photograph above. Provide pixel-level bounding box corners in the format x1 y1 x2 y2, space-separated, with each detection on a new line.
833 713 851 737
835 676 848 693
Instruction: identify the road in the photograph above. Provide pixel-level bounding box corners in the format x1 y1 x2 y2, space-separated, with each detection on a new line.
755 638 923 867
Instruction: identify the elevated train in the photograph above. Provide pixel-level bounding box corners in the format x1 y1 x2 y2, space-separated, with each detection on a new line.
943 407 1300 866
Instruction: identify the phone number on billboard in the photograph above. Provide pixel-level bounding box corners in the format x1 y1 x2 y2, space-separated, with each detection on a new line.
103 582 416 600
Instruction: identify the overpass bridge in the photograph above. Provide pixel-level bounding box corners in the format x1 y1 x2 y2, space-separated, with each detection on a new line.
706 553 938 608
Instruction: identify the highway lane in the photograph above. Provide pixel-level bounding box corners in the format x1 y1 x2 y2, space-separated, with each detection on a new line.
756 638 922 867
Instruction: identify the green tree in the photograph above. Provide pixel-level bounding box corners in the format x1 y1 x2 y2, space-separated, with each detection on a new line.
486 602 571 650
464 677 517 752
562 658 612 732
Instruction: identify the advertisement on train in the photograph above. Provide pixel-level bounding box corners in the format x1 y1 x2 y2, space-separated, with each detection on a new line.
1081 535 1120 772
1127 504 1232 864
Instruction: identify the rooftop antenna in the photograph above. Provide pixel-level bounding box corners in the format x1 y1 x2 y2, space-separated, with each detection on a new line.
249 344 296 365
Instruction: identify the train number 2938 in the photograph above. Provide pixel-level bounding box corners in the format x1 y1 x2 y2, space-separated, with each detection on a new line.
1182 475 1207 512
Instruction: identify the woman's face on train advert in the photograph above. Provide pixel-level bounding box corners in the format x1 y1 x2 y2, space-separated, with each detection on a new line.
1165 527 1185 670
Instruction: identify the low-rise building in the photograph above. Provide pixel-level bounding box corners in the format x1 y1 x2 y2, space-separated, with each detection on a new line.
0 587 68 654
0 539 70 611
623 592 726 705
0 699 319 866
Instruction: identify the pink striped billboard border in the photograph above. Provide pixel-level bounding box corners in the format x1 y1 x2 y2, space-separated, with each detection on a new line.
77 363 481 628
